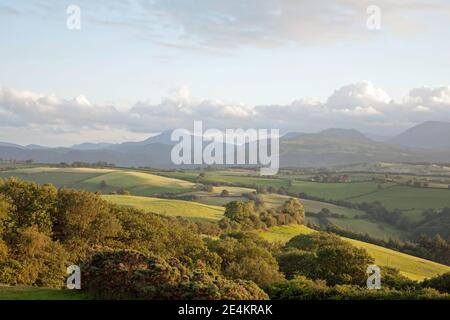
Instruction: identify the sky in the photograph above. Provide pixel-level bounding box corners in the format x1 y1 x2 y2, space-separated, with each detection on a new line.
1 0 450 146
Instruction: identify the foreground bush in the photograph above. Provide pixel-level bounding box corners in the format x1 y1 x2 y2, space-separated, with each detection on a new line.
279 232 374 286
82 250 268 300
422 272 450 294
207 233 283 287
266 276 449 300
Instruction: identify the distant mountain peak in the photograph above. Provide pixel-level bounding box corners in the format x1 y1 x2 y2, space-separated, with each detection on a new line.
318 128 369 140
71 142 114 150
26 144 49 150
142 129 174 145
389 121 450 150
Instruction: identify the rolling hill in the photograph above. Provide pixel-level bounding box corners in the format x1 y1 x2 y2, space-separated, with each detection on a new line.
102 194 225 222
256 225 450 281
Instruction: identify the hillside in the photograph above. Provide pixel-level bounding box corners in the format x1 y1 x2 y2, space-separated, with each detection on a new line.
257 225 450 281
0 167 196 196
102 194 224 222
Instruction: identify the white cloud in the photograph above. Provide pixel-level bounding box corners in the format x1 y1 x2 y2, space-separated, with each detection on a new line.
1 82 450 145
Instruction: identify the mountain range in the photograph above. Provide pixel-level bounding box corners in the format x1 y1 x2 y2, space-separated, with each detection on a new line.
1 121 450 168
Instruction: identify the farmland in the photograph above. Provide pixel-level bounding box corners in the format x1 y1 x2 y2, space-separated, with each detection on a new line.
0 167 197 196
1 164 450 281
102 194 224 222
2 165 446 240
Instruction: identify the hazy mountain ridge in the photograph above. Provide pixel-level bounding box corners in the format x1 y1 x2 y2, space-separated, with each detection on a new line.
1 122 450 168
389 121 450 150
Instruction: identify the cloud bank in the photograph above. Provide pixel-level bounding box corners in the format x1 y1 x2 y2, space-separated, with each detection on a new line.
1 81 450 145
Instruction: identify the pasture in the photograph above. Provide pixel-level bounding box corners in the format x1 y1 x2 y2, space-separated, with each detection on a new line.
103 195 225 222
0 167 197 196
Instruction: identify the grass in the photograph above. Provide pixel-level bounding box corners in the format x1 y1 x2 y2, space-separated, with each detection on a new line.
327 218 406 241
0 286 87 300
2 167 116 174
83 171 196 195
289 180 385 200
103 194 225 222
261 193 365 218
256 224 315 243
348 185 450 221
256 225 450 281
0 172 103 187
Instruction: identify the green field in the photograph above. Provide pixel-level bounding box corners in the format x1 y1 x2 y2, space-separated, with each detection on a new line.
348 185 450 221
328 218 406 241
103 195 225 222
0 167 105 187
0 286 87 300
256 225 450 281
0 167 197 196
289 180 389 200
170 171 450 224
83 171 196 195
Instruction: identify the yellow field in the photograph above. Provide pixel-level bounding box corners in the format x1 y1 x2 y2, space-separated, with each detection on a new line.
84 171 196 195
257 225 450 281
103 194 224 222
3 167 116 174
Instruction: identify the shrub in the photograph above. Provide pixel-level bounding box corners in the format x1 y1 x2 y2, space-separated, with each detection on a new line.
0 178 57 236
422 272 450 294
82 250 268 300
207 233 283 287
282 232 374 286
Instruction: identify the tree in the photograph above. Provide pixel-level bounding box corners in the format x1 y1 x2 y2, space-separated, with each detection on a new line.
0 178 57 236
53 188 122 260
314 245 374 286
223 201 256 223
113 207 220 269
422 272 450 294
0 194 12 235
82 250 268 300
0 226 69 287
277 249 316 280
279 198 305 224
283 232 374 286
117 188 130 195
220 189 230 197
207 233 283 287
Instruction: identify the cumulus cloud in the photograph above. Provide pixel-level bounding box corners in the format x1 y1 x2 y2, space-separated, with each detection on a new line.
2 82 450 145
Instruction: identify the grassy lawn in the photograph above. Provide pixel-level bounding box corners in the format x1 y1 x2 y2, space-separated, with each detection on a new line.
103 194 225 222
0 286 87 300
256 225 450 281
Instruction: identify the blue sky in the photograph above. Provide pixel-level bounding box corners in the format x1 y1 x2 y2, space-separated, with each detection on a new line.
1 0 450 146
